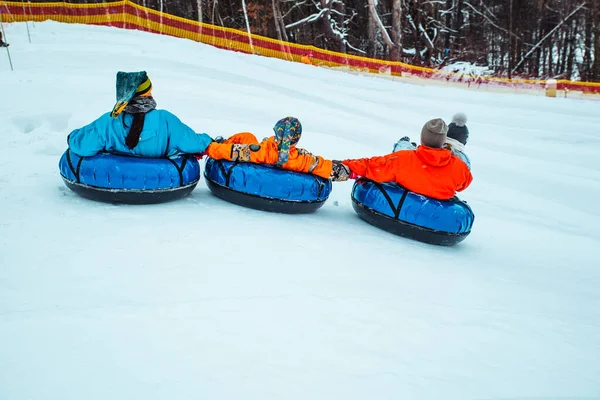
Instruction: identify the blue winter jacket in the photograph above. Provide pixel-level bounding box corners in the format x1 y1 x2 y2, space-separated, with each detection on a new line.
67 110 213 158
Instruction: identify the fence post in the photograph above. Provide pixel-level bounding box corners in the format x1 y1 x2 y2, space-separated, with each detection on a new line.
545 79 557 97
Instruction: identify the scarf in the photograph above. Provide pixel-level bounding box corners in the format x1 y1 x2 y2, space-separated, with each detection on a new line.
123 96 157 149
123 95 157 114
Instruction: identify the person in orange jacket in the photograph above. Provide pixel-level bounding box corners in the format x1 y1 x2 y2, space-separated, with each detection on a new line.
204 116 351 182
342 118 473 200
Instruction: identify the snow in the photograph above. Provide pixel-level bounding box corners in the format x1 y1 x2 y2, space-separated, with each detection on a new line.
436 61 494 81
1 21 600 400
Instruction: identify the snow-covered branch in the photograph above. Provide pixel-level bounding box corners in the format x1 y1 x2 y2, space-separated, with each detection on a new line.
281 0 308 19
418 23 435 50
367 0 395 51
463 1 520 41
285 7 328 29
512 2 586 73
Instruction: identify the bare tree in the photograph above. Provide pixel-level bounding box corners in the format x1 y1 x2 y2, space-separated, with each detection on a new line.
285 0 362 54
367 0 402 60
512 2 586 74
593 0 600 79
73 0 600 81
272 0 289 42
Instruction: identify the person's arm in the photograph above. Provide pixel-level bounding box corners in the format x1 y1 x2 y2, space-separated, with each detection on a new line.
342 154 397 183
67 114 109 157
455 162 473 192
164 112 213 154
205 142 264 162
282 151 333 179
453 150 471 170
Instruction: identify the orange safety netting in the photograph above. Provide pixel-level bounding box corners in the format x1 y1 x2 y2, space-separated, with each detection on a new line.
2 0 600 94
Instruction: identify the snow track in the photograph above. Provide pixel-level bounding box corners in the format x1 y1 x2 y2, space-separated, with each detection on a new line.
1 21 599 400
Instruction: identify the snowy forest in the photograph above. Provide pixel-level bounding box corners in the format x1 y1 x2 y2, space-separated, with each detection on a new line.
26 0 600 81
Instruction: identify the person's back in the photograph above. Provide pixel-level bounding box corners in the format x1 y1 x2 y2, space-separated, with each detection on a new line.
67 71 212 158
386 146 471 199
343 118 472 200
69 109 211 158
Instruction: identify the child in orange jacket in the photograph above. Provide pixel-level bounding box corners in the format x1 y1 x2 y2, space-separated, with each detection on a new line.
204 117 350 182
342 118 473 200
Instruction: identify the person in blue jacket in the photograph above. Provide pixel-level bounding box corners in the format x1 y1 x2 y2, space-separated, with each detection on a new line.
67 71 213 158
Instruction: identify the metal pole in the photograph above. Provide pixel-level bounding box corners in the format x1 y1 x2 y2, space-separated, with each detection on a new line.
25 22 31 43
0 13 14 71
21 2 31 42
241 0 254 54
28 1 35 28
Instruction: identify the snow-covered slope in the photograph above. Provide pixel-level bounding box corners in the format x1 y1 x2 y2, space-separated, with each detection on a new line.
1 21 599 400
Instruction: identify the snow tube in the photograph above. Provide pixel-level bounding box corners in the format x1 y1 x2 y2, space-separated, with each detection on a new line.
58 149 200 204
203 158 332 213
351 178 474 246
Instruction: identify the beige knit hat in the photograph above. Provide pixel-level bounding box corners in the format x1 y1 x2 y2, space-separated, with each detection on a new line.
420 118 448 148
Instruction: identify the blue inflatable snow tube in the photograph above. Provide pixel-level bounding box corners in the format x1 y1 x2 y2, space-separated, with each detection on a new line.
203 158 332 213
59 149 200 204
351 178 474 245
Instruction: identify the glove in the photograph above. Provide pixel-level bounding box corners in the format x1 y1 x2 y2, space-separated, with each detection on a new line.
330 161 351 182
214 136 226 144
297 148 314 156
400 136 418 147
231 144 261 162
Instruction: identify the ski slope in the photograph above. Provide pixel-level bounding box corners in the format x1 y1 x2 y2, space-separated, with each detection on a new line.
1 21 599 400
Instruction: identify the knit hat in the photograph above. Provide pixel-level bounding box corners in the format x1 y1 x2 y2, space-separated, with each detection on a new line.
110 71 153 118
420 118 448 148
447 113 469 148
273 116 302 166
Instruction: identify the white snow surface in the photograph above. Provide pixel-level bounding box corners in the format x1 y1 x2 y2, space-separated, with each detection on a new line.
1 22 600 400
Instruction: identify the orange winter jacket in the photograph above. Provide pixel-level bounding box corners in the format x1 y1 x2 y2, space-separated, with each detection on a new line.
206 132 333 179
343 146 473 200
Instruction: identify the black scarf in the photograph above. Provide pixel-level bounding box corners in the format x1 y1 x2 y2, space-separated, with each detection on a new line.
123 96 157 149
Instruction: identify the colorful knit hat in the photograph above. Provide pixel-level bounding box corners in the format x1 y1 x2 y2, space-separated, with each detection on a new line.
110 71 153 118
273 116 302 166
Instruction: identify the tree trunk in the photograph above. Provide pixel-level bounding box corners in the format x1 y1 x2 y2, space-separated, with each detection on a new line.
367 2 378 58
566 20 576 80
593 0 600 80
390 0 402 60
334 0 347 53
548 40 553 77
444 0 452 52
367 0 400 60
454 0 463 59
271 0 286 42
583 7 593 81
508 0 513 78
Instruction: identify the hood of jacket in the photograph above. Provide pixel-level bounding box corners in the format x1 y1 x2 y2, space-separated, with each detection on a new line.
415 146 453 167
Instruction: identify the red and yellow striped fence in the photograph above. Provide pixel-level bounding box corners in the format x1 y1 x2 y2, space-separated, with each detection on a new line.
2 0 600 94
